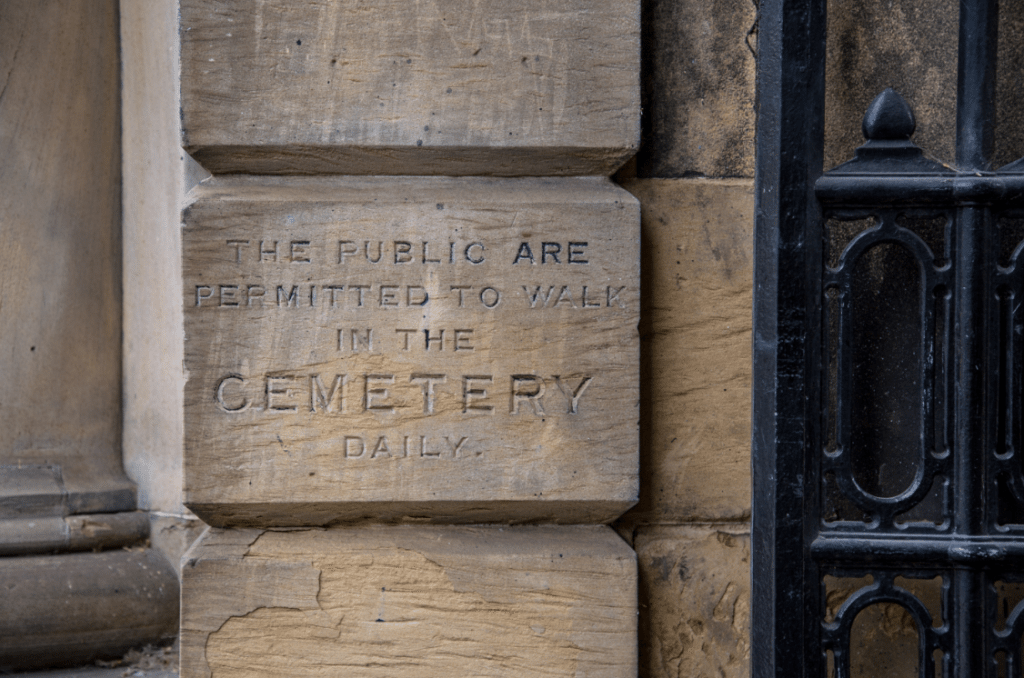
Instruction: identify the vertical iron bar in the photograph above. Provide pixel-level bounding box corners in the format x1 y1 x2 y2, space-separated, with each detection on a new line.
752 0 827 676
952 204 990 540
956 0 998 172
952 205 993 678
954 2 998 677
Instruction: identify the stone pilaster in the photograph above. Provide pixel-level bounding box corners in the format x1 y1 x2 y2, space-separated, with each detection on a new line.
162 2 642 675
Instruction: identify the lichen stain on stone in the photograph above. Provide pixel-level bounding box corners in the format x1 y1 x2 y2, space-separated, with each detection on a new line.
824 0 959 169
650 554 673 581
206 548 579 677
637 0 756 178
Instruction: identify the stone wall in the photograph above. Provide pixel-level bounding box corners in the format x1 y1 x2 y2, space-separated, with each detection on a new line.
118 1 1024 676
119 1 759 675
612 1 756 675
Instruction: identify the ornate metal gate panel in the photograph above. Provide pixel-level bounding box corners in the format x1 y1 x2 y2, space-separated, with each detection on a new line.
753 1 1024 676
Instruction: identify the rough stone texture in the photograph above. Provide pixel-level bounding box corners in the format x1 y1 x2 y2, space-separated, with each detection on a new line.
635 525 750 678
182 176 639 526
633 0 756 179
996 2 1024 168
0 0 133 511
181 525 637 678
179 0 640 176
615 178 752 525
823 0 1024 170
149 513 209 570
824 0 958 170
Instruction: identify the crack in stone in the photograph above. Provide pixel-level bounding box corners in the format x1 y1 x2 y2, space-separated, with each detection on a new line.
0 26 26 109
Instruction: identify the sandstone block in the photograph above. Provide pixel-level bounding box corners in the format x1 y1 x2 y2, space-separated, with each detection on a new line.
179 0 640 175
181 525 637 678
183 176 639 526
822 0 1024 170
635 524 750 678
997 6 1024 168
633 0 756 178
616 178 752 524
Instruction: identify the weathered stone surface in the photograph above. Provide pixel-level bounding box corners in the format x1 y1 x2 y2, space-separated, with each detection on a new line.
822 0 1024 169
0 512 149 557
996 4 1024 168
122 2 216 576
123 0 212 574
633 0 756 178
148 513 209 571
824 0 958 170
635 524 750 678
0 0 134 512
0 549 179 671
179 0 640 176
616 178 752 525
181 525 637 678
824 574 943 678
183 176 639 526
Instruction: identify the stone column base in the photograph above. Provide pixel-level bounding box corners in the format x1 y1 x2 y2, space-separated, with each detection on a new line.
0 549 179 672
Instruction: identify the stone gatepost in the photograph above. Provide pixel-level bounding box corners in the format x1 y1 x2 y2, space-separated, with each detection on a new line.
135 2 641 674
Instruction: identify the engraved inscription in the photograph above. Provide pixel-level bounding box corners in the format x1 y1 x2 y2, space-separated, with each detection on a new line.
194 281 626 309
214 373 593 417
183 186 638 510
338 434 478 459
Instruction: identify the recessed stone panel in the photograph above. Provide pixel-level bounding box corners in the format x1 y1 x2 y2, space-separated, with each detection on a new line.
179 0 640 175
181 525 637 678
183 177 639 526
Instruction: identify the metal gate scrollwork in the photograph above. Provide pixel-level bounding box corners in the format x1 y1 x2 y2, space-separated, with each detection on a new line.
753 1 1024 676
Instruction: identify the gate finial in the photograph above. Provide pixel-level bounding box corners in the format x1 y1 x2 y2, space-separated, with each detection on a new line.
862 88 916 141
822 87 944 175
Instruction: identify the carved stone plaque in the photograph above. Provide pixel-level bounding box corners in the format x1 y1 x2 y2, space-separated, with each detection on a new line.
182 177 638 525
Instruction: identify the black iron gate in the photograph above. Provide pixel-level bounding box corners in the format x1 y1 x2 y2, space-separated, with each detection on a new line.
753 1 1024 676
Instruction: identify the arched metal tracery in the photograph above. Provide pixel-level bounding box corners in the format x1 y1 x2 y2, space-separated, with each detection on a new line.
753 1 1024 676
